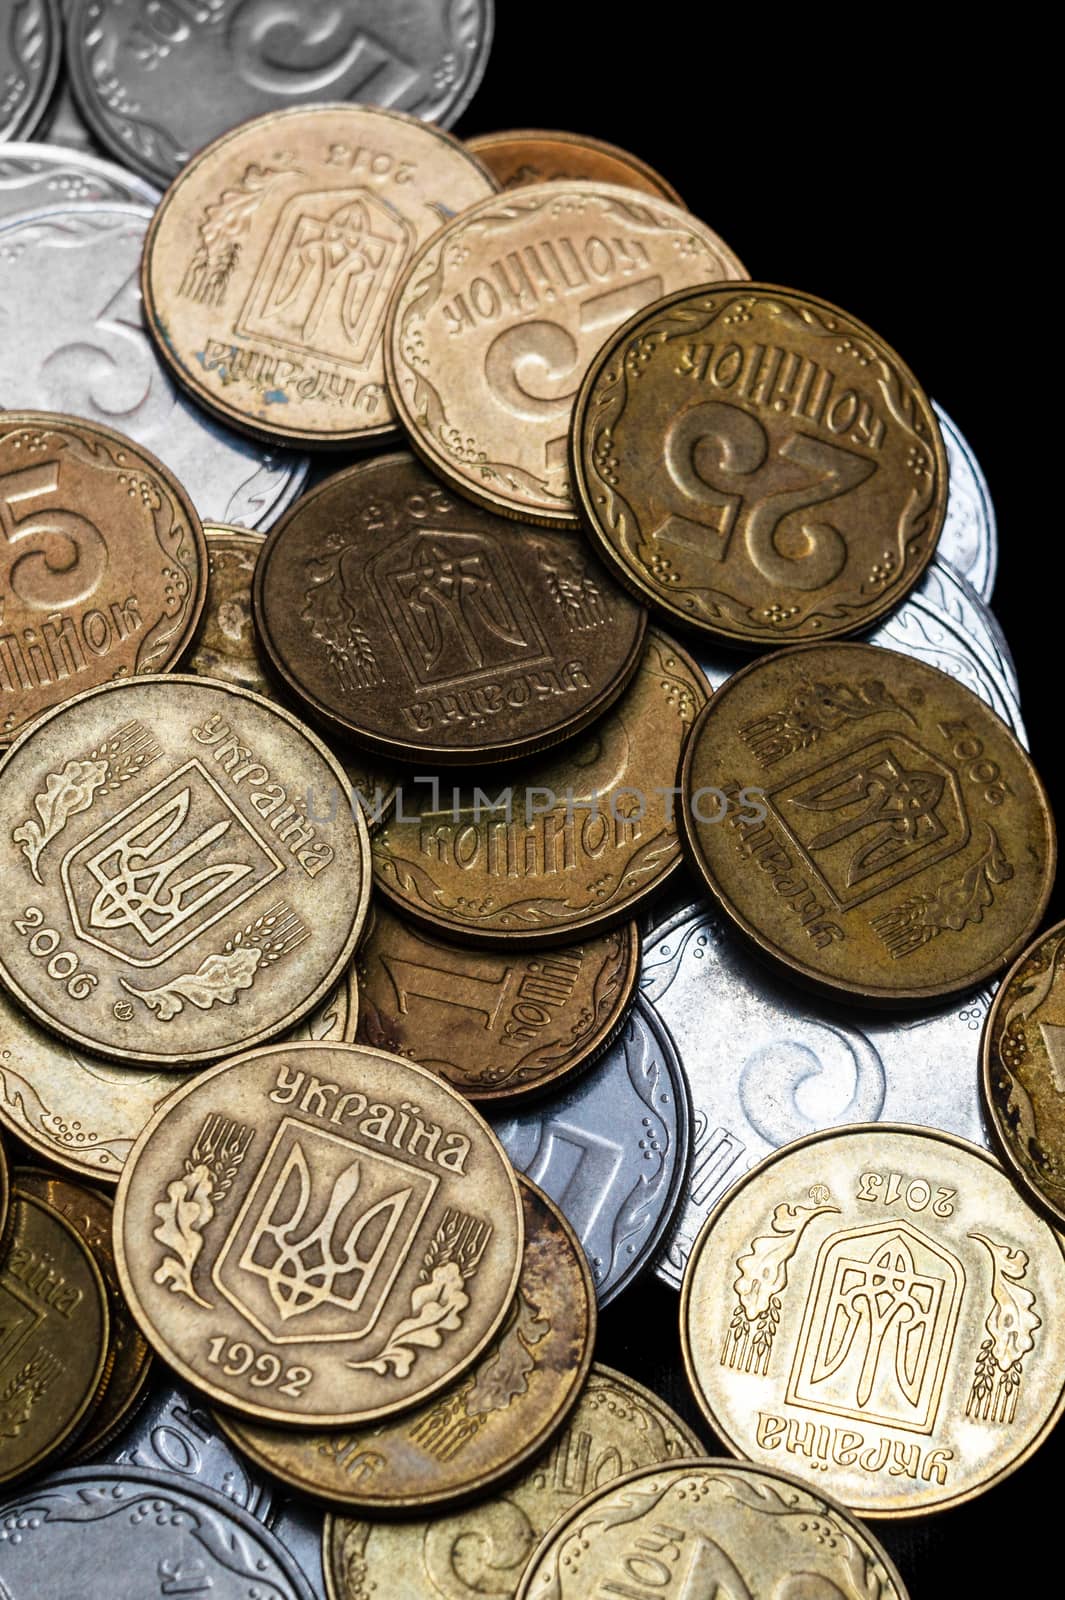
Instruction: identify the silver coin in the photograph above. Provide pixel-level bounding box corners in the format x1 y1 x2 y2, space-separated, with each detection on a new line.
269 1499 326 1600
0 1467 313 1599
0 0 60 142
491 996 691 1306
0 201 309 526
641 902 993 1291
67 0 496 185
908 554 1018 700
934 398 998 600
99 1381 276 1523
0 138 158 215
39 0 95 148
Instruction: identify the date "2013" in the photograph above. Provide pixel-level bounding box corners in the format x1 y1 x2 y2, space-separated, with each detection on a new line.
857 1170 955 1216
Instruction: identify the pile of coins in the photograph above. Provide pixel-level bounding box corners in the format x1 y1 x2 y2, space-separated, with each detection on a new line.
0 8 1054 1598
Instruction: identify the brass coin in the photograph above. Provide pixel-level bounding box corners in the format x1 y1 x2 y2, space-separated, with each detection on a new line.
680 1124 1065 1516
572 284 948 646
217 1175 595 1510
372 628 708 943
0 961 358 1183
982 919 1065 1227
0 1188 109 1485
142 104 497 449
515 1459 909 1600
253 452 646 766
466 129 683 205
680 642 1054 1003
114 1041 524 1427
0 675 370 1065
356 903 640 1102
191 524 397 828
0 1131 8 1246
0 410 207 746
324 1364 702 1600
384 181 747 526
13 1167 152 1461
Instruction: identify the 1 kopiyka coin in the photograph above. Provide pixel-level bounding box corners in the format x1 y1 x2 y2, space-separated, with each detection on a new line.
254 452 646 765
515 1459 909 1600
0 1189 109 1486
0 675 370 1065
982 919 1065 1228
0 411 207 745
190 524 397 827
384 181 747 526
216 1174 596 1510
371 627 708 943
113 1041 524 1427
465 129 684 205
141 104 497 448
680 642 1055 1003
572 283 948 646
356 902 640 1102
681 1124 1065 1516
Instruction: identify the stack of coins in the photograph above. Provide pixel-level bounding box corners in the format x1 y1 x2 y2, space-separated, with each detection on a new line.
0 8 1048 1598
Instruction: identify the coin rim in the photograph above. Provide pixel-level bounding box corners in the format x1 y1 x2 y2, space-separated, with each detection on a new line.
0 673 371 1064
932 400 998 601
4 0 61 142
140 103 499 447
465 127 684 206
678 640 1056 1003
112 1039 525 1427
0 139 161 205
678 1120 1065 1517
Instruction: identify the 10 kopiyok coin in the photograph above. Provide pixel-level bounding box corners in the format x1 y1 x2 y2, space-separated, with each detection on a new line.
680 1124 1065 1515
0 676 370 1065
680 643 1055 1002
113 1041 524 1426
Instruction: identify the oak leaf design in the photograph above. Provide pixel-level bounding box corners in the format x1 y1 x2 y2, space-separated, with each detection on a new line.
152 1166 215 1307
346 1262 468 1379
13 757 108 882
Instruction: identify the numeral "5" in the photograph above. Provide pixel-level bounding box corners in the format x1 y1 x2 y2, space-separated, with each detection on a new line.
0 461 107 610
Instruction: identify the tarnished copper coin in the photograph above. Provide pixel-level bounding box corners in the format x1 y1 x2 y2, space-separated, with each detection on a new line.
217 1175 595 1510
385 182 747 526
253 452 646 765
372 627 708 943
324 1364 702 1600
356 903 639 1102
681 642 1054 1003
0 962 358 1182
0 1188 109 1485
466 129 683 204
0 1130 8 1245
0 675 370 1065
191 524 396 828
681 1124 1065 1516
983 920 1065 1227
0 411 207 745
515 1460 910 1600
14 1167 152 1461
142 104 497 449
114 1041 524 1427
573 284 948 646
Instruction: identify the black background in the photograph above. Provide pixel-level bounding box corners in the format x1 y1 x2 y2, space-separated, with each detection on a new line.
460 14 1056 1594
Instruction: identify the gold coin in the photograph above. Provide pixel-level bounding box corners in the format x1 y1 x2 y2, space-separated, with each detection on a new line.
217 1175 595 1510
384 182 747 526
0 411 207 746
0 1131 8 1247
572 284 947 646
13 1166 152 1461
0 675 370 1065
324 1363 702 1600
680 642 1055 1002
466 129 683 204
0 1188 109 1485
142 104 497 449
0 958 358 1182
515 1459 910 1600
982 919 1065 1226
680 1124 1065 1516
372 628 708 943
356 903 640 1102
114 1041 524 1427
190 524 397 829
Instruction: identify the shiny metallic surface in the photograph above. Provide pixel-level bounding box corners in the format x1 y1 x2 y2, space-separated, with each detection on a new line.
270 1498 327 1600
934 399 998 600
0 0 60 141
910 552 1018 697
641 901 993 1290
491 996 691 1306
0 201 309 526
0 137 158 214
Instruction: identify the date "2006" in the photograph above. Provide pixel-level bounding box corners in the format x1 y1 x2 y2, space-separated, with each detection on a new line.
206 1336 311 1397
